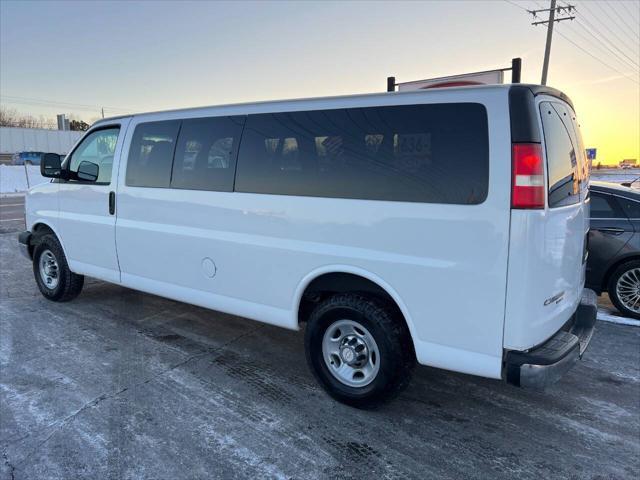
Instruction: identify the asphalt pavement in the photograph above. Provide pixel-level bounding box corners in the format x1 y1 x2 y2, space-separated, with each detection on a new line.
0 196 24 235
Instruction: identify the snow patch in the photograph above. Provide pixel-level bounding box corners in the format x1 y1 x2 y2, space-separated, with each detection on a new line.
0 165 48 194
597 311 640 327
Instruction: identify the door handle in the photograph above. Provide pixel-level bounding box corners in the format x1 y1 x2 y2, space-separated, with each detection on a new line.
109 191 115 215
595 227 624 235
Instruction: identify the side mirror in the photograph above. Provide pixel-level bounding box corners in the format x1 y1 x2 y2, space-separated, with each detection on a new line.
621 182 632 187
77 161 99 182
40 153 62 178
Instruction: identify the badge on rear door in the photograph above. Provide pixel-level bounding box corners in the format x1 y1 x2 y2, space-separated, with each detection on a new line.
544 291 565 306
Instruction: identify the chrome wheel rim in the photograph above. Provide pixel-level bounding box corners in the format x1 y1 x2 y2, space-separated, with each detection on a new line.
322 319 380 388
616 267 640 313
39 249 59 290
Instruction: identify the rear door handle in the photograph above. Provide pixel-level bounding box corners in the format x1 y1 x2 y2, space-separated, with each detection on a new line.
595 227 625 235
109 191 115 215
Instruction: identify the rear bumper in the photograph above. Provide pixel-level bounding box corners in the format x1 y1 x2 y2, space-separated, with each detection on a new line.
505 289 597 389
18 230 32 260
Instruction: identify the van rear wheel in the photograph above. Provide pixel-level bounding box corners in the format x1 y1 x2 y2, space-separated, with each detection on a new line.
33 234 84 302
608 260 640 319
304 293 414 407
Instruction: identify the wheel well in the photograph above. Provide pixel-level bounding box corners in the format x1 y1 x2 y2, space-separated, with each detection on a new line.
298 272 416 359
32 223 55 238
298 271 404 320
29 223 56 256
602 255 640 292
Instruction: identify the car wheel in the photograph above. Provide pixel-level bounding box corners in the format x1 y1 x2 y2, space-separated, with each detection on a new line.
608 260 640 319
304 293 415 407
33 234 84 302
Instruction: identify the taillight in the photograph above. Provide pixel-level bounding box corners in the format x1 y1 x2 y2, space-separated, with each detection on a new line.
511 143 544 209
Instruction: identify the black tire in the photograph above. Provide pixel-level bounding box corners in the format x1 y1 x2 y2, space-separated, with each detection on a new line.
607 260 640 319
304 293 415 408
32 234 84 302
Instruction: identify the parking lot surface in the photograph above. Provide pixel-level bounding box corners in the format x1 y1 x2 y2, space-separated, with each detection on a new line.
0 197 24 235
1 217 639 479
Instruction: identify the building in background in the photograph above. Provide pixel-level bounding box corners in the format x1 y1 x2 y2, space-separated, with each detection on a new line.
0 127 82 164
56 114 70 131
619 159 637 169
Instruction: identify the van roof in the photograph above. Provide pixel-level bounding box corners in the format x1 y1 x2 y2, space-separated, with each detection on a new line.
93 83 572 126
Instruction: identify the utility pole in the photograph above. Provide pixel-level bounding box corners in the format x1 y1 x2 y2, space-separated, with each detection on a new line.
101 107 104 119
541 0 556 85
528 1 575 85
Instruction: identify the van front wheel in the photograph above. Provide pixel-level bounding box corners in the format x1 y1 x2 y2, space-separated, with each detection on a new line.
304 293 414 407
33 234 84 302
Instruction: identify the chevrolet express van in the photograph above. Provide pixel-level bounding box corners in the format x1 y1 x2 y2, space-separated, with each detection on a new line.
19 84 597 406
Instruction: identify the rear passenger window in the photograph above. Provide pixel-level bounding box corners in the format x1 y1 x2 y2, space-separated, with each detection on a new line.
540 102 580 207
171 116 245 191
590 192 624 218
126 120 180 188
234 104 489 204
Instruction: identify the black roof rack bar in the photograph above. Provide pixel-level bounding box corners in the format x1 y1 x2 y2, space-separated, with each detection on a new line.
387 57 522 92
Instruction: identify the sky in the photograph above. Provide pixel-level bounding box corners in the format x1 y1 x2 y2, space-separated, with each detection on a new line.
1 0 638 164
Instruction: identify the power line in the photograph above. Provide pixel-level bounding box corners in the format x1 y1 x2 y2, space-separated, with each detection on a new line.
554 29 639 84
503 0 530 12
592 0 639 45
1 98 109 114
0 95 136 113
556 0 639 80
571 4 640 68
618 0 640 22
602 0 639 41
564 15 639 70
572 16 639 68
505 0 640 85
580 0 638 54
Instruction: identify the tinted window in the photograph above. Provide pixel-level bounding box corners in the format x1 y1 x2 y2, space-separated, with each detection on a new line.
126 120 180 188
171 116 245 191
617 196 640 218
235 104 489 204
540 102 580 207
67 127 120 183
590 192 624 218
553 103 588 194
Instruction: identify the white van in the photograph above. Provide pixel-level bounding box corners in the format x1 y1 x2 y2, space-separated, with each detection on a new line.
19 84 596 406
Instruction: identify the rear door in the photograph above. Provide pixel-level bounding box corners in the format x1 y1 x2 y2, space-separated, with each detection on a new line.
504 94 589 351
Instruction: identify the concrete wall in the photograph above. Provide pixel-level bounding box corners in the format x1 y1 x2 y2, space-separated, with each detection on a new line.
0 127 82 156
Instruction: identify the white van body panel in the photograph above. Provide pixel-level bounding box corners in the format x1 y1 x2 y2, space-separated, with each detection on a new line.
112 87 512 379
503 95 589 350
25 181 60 242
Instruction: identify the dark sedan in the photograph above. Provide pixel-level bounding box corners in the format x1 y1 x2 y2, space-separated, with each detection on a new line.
587 181 640 318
